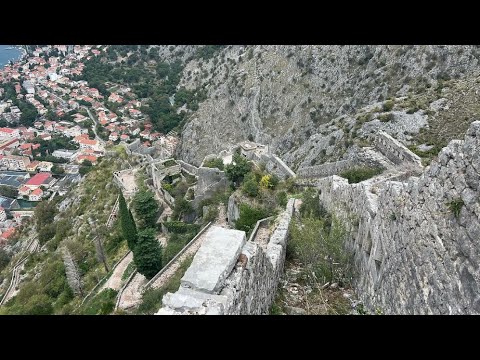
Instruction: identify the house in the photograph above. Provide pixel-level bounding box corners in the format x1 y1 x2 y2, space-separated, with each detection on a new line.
37 161 54 172
0 206 6 221
26 161 39 172
0 127 20 138
52 149 78 161
28 188 43 201
109 132 119 141
129 108 141 118
22 80 35 94
0 138 20 153
120 134 130 142
73 134 89 143
78 138 102 152
22 131 36 141
77 154 97 165
18 186 30 197
0 155 31 171
25 172 55 189
39 134 52 141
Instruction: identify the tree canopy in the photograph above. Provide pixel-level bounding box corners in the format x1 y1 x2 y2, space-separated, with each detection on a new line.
132 189 159 228
133 227 162 279
118 192 138 250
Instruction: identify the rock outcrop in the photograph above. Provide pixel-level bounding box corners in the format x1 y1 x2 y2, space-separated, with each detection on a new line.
177 45 480 167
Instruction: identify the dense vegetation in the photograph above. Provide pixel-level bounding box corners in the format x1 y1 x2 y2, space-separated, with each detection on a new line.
339 167 383 184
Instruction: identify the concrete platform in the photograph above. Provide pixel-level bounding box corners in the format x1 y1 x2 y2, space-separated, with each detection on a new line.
181 226 246 294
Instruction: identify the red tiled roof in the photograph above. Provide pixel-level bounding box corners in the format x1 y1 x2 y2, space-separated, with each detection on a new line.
1 228 16 240
26 172 52 186
79 139 97 146
31 188 43 195
78 155 97 163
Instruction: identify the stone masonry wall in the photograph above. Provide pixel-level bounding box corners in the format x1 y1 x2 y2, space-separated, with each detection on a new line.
157 199 295 315
374 131 423 169
177 160 198 176
297 159 356 179
317 121 480 314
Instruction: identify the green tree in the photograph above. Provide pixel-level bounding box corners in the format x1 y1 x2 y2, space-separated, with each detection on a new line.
0 249 11 272
225 153 252 186
133 228 162 279
38 223 57 245
51 164 65 174
242 178 259 197
0 185 18 198
79 166 91 176
132 189 159 228
172 197 193 221
118 192 138 250
34 201 57 232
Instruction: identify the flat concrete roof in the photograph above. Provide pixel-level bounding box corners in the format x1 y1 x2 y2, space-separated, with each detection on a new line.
181 226 246 294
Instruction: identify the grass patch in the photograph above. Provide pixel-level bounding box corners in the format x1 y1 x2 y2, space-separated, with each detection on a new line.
77 288 118 315
339 167 383 184
135 256 193 314
121 261 136 281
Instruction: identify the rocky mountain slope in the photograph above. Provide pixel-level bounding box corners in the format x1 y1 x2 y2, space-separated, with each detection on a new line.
174 45 480 167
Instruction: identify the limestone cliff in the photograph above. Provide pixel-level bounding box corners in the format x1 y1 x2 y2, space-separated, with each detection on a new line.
175 45 480 167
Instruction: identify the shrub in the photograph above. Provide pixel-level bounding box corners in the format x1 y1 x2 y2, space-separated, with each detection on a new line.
235 204 268 235
300 189 328 219
382 100 394 112
289 216 352 286
339 167 383 184
242 178 259 197
448 198 464 219
378 113 394 122
276 191 288 208
203 157 224 170
162 221 199 234
82 289 118 315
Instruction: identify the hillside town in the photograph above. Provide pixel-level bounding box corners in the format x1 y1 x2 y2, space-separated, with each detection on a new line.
0 45 178 245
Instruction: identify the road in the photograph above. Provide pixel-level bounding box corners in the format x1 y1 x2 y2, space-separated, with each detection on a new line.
83 106 106 147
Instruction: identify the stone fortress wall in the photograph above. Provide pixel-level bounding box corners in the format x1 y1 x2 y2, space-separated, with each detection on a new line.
297 130 422 179
316 121 480 314
157 199 295 315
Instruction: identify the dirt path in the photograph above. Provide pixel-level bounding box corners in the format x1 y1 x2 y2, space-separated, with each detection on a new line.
117 272 147 310
148 227 210 290
102 252 133 291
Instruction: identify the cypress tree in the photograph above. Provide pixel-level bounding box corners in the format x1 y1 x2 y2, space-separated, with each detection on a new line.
118 191 138 250
133 228 162 279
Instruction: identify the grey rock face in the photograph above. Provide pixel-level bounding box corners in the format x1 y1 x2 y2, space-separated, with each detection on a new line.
177 45 480 167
